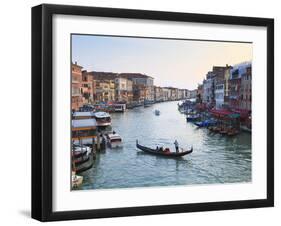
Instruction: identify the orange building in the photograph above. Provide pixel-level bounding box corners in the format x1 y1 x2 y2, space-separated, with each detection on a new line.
72 62 83 111
82 71 95 104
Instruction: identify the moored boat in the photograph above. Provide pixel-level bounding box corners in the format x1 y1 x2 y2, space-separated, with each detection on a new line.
194 119 217 127
74 153 95 174
94 111 111 127
105 132 123 148
136 140 193 157
113 103 126 112
186 113 200 122
72 145 90 158
144 99 154 107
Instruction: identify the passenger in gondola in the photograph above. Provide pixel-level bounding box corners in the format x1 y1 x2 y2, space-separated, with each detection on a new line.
159 147 164 152
164 148 170 153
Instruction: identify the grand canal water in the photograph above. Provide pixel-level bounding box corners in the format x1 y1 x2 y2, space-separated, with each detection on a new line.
80 101 252 190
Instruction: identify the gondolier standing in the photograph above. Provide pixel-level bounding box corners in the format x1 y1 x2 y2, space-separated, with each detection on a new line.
174 140 179 153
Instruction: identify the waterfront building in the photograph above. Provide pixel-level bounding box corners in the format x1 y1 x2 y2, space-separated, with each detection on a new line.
120 73 154 102
223 65 233 107
181 89 188 99
189 89 197 99
71 62 83 111
81 71 95 104
229 62 252 110
154 86 164 102
197 84 203 103
215 81 224 109
165 87 178 101
240 64 252 111
213 66 227 83
95 79 115 103
162 88 172 101
202 71 215 105
185 90 190 99
177 89 182 100
114 77 133 103
132 84 147 103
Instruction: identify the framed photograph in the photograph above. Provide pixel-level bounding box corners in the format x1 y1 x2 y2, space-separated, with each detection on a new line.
32 4 274 221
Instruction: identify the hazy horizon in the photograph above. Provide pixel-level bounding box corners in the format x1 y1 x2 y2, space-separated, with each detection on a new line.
72 34 252 90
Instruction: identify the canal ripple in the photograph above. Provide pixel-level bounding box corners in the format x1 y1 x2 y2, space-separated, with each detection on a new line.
79 101 251 190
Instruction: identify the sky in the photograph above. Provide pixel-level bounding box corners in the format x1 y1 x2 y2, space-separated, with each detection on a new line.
72 34 252 90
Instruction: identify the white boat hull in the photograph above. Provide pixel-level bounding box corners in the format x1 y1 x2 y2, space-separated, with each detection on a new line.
109 142 122 148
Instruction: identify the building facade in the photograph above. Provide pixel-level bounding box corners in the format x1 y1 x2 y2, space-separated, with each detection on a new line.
229 62 252 110
215 81 224 109
154 86 164 102
81 71 95 104
114 77 133 103
120 73 154 102
223 65 233 107
95 80 115 102
202 71 215 105
240 65 252 111
197 84 203 103
71 62 83 111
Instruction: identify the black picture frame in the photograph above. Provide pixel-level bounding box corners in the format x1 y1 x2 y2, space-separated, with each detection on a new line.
32 4 274 222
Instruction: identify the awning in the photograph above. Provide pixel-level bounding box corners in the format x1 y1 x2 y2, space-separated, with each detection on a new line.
210 109 240 119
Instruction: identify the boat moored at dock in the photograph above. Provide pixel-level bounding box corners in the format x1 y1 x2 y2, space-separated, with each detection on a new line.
94 111 111 127
186 113 201 122
112 103 126 112
105 132 123 148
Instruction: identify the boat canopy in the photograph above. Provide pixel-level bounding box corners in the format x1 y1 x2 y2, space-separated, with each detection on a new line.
232 109 250 119
94 111 111 118
210 109 240 119
73 112 95 117
107 133 122 140
72 119 97 128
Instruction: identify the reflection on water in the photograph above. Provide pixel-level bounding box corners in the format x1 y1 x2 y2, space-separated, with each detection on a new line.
79 101 251 190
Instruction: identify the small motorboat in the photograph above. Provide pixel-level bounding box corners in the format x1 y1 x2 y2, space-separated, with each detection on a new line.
136 140 193 157
94 111 111 127
72 145 91 158
154 110 160 116
186 113 200 122
194 119 217 127
105 132 122 148
73 154 90 165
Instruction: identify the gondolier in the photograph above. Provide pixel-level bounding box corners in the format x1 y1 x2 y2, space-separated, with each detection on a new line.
174 140 179 153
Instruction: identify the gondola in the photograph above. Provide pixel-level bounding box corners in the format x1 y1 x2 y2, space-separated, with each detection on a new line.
136 140 193 157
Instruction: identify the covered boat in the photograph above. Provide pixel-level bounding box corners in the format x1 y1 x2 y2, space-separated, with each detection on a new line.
94 111 111 127
186 113 200 122
136 140 193 157
105 132 122 148
194 119 217 127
